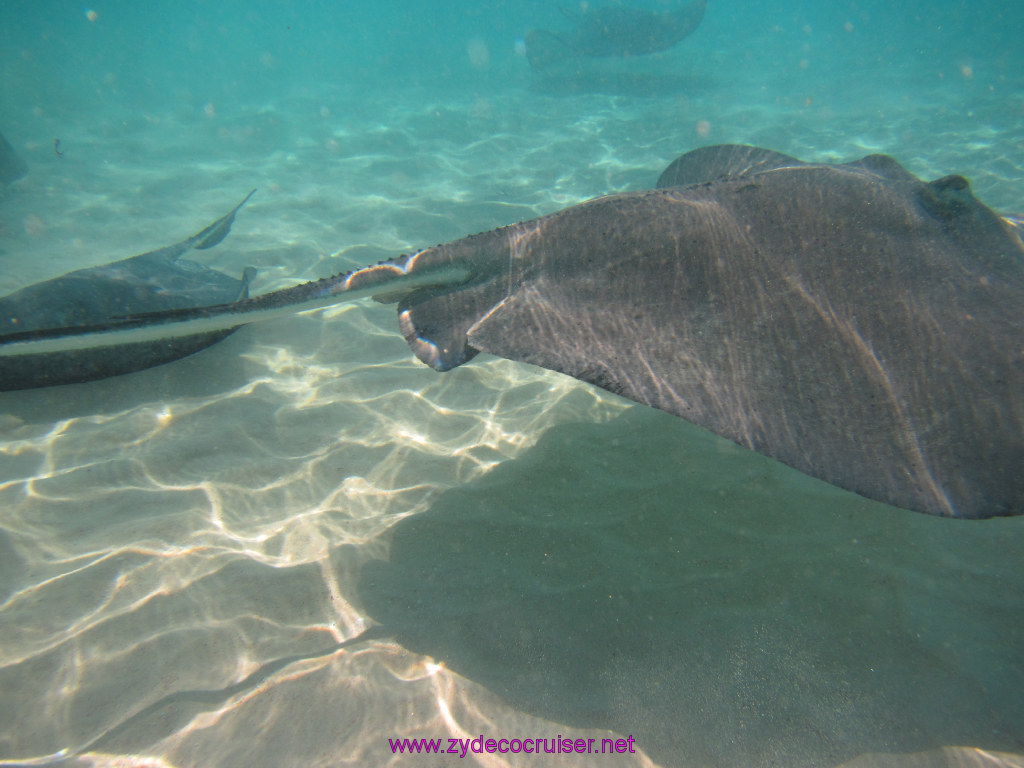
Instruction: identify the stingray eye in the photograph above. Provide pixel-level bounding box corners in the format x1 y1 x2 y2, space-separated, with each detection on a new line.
919 175 974 222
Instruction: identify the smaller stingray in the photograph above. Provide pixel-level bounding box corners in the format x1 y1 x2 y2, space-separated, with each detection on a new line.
0 191 256 390
0 131 28 185
525 0 707 71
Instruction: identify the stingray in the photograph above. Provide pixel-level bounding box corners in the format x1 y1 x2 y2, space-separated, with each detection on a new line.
0 131 28 185
0 191 256 390
525 0 707 71
1 146 1022 519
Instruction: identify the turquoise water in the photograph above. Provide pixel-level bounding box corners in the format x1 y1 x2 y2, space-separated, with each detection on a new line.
1 1 1023 766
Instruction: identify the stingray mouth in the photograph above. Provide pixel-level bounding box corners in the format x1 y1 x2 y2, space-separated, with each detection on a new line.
398 306 476 372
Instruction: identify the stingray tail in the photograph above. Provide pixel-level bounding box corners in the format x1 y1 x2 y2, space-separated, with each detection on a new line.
0 251 471 359
132 189 258 268
193 189 257 250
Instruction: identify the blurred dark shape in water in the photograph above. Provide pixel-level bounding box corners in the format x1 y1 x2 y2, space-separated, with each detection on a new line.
526 0 707 71
0 130 28 184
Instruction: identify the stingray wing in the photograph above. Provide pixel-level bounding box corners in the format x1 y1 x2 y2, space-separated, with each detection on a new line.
656 144 803 186
0 131 28 184
398 149 1024 518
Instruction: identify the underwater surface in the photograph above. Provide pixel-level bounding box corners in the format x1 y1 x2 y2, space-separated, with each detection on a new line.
0 0 1022 765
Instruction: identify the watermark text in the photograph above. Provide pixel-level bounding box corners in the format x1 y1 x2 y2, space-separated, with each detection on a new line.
389 734 636 758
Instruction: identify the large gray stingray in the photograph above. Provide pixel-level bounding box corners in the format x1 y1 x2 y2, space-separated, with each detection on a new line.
1 146 1021 519
0 192 255 390
525 0 707 71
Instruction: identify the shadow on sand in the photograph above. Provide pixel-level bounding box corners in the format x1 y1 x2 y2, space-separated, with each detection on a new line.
359 406 1024 768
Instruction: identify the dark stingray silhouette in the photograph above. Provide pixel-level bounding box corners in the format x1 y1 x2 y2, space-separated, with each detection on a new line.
0 131 28 185
0 191 256 390
1 146 1021 518
525 0 707 71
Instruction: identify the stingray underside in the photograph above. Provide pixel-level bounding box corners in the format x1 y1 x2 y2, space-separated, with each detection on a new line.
396 146 1024 518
